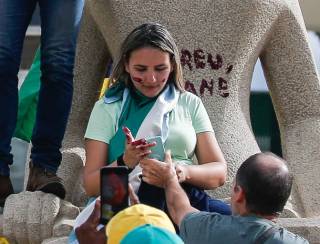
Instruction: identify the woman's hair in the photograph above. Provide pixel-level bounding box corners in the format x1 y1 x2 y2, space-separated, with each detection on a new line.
110 22 184 91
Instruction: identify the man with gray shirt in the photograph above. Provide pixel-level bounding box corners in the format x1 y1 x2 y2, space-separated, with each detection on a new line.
141 152 308 243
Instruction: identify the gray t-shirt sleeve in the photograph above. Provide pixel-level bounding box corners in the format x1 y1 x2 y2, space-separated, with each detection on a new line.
180 212 309 244
265 229 310 244
180 212 221 244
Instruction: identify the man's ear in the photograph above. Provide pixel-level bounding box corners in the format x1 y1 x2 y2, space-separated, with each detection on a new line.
233 185 245 203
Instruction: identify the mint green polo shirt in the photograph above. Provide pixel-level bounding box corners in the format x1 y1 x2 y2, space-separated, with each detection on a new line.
85 91 214 165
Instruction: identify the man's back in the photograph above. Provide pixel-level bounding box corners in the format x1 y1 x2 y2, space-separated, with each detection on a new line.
180 212 309 244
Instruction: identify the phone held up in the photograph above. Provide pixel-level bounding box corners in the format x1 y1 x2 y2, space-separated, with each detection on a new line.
100 166 129 224
146 136 165 161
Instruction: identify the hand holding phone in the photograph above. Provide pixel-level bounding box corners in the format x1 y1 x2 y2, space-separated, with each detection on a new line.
100 166 129 224
122 126 153 168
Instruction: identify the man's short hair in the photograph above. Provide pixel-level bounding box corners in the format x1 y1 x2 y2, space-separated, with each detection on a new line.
235 152 293 215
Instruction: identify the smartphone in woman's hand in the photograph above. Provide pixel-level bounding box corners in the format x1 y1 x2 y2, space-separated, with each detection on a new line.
146 136 165 161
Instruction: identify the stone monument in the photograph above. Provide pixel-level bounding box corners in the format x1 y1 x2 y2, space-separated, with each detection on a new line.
1 0 320 243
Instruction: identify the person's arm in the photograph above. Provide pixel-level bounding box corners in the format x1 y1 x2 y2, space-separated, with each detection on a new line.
176 131 227 189
142 152 199 226
75 200 107 244
84 139 116 196
173 94 227 189
83 98 119 196
164 172 199 226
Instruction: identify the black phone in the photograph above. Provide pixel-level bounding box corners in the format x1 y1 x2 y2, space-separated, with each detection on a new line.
100 166 129 224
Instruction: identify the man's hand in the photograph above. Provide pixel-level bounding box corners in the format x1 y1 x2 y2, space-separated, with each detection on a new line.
140 150 178 188
75 200 106 244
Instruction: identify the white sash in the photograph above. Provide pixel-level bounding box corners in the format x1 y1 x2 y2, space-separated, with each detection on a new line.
126 84 179 193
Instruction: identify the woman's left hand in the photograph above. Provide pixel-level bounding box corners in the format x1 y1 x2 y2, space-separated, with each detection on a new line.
175 164 189 183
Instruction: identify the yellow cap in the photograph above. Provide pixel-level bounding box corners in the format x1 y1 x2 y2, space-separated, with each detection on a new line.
0 237 9 244
106 204 175 244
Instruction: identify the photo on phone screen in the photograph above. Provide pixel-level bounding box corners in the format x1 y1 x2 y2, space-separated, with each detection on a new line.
100 166 129 224
146 136 165 161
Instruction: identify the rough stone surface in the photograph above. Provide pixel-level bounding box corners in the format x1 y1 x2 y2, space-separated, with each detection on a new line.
2 192 79 243
41 237 68 244
1 0 320 243
278 218 320 244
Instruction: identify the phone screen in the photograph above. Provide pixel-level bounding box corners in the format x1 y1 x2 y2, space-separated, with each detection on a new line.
100 166 129 224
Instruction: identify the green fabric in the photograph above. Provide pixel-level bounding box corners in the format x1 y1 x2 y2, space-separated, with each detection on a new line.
250 92 282 157
14 48 41 142
180 212 309 244
103 80 126 101
85 91 213 165
107 88 157 164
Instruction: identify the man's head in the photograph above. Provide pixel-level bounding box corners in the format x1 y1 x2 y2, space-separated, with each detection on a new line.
231 152 293 217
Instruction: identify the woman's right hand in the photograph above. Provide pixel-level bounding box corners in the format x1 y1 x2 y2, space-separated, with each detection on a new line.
122 127 155 168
